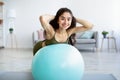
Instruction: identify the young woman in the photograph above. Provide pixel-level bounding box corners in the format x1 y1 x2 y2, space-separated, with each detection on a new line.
33 7 93 55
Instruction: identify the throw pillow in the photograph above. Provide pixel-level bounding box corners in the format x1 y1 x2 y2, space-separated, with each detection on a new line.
37 29 45 40
76 32 84 38
80 31 94 39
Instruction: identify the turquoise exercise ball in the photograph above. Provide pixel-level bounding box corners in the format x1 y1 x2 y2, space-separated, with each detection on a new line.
32 44 84 80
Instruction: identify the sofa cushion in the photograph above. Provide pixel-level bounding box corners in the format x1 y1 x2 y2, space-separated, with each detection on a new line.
76 32 84 38
80 31 94 39
76 39 96 44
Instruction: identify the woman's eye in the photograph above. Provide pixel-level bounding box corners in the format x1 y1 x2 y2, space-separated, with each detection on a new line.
61 18 64 20
60 17 65 20
68 18 71 21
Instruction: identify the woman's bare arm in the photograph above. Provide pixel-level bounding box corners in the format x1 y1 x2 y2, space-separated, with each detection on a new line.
39 14 55 38
68 18 93 36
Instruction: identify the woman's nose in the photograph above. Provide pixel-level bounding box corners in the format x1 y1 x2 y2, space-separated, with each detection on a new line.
64 19 68 24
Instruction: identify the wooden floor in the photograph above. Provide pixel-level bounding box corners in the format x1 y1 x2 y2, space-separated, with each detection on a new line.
0 48 120 80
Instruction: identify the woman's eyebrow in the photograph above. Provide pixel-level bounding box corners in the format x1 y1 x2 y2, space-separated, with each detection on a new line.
60 16 71 19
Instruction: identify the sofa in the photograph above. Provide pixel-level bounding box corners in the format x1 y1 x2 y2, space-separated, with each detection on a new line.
74 31 98 51
32 30 98 51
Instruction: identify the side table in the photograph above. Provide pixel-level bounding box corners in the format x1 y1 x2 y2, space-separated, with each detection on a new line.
100 37 117 52
6 33 17 48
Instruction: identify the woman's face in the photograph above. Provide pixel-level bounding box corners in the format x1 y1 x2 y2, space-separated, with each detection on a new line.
58 12 72 30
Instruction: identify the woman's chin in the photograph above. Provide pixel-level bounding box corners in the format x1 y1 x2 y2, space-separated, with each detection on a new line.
63 26 69 29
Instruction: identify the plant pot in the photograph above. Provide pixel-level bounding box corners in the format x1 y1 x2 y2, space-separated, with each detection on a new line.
103 34 107 38
9 28 14 34
9 31 13 34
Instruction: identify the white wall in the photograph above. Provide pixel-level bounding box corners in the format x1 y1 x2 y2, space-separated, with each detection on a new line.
4 0 72 48
70 0 120 49
3 0 120 49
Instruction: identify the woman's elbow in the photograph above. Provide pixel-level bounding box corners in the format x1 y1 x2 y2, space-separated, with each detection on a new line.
87 24 94 30
39 16 43 21
39 15 46 24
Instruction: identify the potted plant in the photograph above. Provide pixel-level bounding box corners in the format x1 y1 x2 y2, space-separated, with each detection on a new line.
102 31 109 38
9 27 14 34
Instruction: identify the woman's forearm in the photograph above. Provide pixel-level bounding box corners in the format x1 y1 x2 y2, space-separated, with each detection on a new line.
40 14 54 23
39 14 55 31
76 18 93 29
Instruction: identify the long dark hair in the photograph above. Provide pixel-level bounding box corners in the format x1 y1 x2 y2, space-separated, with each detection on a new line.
50 7 76 45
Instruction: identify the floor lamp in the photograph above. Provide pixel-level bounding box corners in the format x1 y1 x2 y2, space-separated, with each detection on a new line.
7 9 16 33
6 9 17 48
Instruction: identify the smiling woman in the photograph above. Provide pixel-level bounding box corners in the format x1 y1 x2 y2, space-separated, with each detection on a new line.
33 7 93 55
